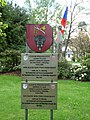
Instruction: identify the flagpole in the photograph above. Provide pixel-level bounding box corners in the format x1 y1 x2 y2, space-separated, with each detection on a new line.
57 26 62 60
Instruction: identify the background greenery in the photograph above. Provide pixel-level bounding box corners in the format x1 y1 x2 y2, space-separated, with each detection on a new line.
0 75 90 120
58 55 90 81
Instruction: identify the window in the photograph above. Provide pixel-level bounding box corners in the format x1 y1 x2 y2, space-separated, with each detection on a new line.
68 54 70 58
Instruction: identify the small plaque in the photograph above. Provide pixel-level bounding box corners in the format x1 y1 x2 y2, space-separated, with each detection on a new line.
21 82 57 109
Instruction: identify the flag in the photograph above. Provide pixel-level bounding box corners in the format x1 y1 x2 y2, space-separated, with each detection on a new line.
61 6 68 34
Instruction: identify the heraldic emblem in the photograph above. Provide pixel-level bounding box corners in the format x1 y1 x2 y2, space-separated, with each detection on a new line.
26 24 53 52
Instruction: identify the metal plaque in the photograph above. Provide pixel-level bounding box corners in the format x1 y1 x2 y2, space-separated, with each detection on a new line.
21 53 58 81
21 82 57 109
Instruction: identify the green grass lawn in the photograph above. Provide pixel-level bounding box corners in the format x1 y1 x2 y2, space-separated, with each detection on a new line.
0 75 90 120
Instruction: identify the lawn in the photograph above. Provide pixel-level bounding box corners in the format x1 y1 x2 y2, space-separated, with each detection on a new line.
0 75 90 120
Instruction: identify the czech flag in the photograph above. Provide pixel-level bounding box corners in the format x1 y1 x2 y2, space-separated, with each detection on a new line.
61 7 68 34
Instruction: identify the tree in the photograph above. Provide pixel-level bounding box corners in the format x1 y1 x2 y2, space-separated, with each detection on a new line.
63 0 84 57
0 1 29 72
69 31 90 59
0 2 29 52
25 0 62 25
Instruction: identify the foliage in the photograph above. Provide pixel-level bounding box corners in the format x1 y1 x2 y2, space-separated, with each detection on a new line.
25 0 62 24
81 54 90 81
71 65 87 81
0 2 29 52
69 32 90 58
0 50 21 72
58 57 72 79
0 0 8 37
70 54 90 81
0 0 6 6
0 1 29 73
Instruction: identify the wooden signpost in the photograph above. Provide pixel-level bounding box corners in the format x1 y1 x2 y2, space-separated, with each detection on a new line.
21 24 58 120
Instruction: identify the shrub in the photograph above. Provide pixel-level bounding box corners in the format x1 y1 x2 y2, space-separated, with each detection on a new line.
58 57 72 79
83 58 90 68
74 66 89 81
81 57 90 81
0 50 21 72
71 55 90 81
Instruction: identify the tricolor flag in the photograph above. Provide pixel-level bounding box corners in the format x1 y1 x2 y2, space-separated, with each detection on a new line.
61 6 68 34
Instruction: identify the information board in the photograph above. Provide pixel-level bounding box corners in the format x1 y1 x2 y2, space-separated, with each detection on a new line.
21 53 58 81
21 82 57 109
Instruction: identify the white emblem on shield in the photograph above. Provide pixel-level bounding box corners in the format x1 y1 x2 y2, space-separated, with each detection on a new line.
23 55 28 61
23 84 28 89
51 84 55 89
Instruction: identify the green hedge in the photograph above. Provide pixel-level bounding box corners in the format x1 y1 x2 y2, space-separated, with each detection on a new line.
0 50 21 72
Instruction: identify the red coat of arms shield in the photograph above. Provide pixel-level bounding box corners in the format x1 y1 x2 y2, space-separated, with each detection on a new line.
26 24 53 52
